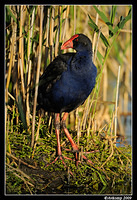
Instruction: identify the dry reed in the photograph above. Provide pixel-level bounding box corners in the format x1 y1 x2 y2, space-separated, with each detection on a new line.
31 6 43 148
5 5 132 152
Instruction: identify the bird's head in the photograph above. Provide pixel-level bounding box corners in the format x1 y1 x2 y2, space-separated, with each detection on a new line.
61 34 92 52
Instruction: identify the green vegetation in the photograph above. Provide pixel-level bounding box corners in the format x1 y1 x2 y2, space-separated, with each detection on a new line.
6 117 131 194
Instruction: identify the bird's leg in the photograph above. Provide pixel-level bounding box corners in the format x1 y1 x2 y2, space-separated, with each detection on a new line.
61 113 79 167
62 112 95 167
55 113 62 157
46 113 66 166
46 113 73 176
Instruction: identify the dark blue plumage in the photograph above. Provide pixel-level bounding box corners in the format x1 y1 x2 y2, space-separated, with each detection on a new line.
37 34 97 114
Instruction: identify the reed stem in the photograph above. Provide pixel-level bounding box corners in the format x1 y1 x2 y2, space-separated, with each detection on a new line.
114 65 121 144
31 6 43 148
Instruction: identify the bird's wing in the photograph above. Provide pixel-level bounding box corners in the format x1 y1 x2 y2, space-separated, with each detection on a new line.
38 53 75 93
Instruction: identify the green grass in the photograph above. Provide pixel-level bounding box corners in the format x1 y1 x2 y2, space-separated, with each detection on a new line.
6 117 132 194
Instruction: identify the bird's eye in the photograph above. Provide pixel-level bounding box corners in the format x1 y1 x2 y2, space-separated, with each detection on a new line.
75 38 78 42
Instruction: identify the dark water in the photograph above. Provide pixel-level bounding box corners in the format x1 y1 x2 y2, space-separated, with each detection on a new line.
39 179 131 195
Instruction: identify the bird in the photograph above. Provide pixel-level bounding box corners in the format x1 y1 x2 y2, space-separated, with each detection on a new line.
37 33 97 168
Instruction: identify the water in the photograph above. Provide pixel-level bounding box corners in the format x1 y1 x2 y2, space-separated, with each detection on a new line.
107 68 132 146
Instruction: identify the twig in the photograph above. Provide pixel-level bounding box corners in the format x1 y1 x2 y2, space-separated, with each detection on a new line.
26 7 35 127
77 114 81 146
8 92 15 101
114 145 131 165
32 114 42 159
62 6 69 43
6 152 38 169
92 5 100 53
18 6 25 103
93 26 102 62
114 65 121 145
31 6 43 148
7 165 34 194
87 113 92 144
100 139 114 168
6 163 35 184
19 58 26 101
74 5 76 35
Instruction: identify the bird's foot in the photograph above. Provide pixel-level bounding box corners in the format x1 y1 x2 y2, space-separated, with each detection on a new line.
65 148 99 166
46 155 74 176
61 114 99 167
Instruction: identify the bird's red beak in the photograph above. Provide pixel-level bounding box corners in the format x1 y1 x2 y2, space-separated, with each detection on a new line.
61 34 79 50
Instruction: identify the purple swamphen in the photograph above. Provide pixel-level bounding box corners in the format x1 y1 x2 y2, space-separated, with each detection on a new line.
37 34 97 168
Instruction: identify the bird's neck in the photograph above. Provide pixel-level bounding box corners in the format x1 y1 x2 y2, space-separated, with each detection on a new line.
76 49 92 57
70 50 94 73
